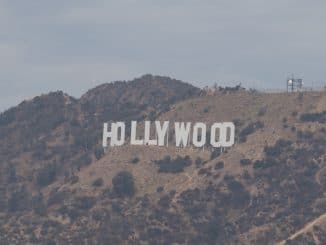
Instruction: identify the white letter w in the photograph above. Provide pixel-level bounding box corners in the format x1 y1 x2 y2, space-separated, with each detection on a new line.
174 122 191 147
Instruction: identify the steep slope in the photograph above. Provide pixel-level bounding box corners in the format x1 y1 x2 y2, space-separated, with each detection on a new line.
0 75 199 220
58 90 325 244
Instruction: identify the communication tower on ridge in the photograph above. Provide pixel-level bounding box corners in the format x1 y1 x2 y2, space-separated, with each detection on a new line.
287 75 303 93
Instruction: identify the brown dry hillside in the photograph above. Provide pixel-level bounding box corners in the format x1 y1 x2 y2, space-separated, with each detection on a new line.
0 77 325 244
73 91 325 195
0 74 199 194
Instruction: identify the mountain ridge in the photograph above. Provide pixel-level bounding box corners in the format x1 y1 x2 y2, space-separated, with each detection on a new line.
0 75 325 244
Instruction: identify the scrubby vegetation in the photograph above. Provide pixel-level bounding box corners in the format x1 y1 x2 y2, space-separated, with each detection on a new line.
154 155 192 173
195 157 204 167
94 145 104 160
112 171 136 198
215 161 224 169
0 78 325 244
239 120 264 142
240 158 252 166
92 178 104 187
131 157 140 164
36 164 57 187
300 111 326 123
210 148 221 159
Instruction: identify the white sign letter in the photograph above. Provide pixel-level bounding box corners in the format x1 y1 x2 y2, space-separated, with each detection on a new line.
210 123 223 148
144 121 158 145
155 121 169 146
175 122 191 147
103 123 112 147
114 122 125 146
130 121 144 145
222 122 235 147
192 122 206 147
103 122 125 147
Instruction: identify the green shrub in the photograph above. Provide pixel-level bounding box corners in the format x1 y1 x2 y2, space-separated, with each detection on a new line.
253 158 278 169
8 187 30 212
6 165 17 183
131 157 140 164
155 155 192 173
92 178 104 187
112 171 136 198
215 161 224 169
70 175 79 184
73 154 92 170
195 157 204 167
198 167 212 176
36 164 57 187
264 139 292 157
253 160 264 169
94 145 104 160
210 149 221 160
158 195 171 208
239 121 264 142
47 190 68 206
74 196 96 210
300 111 326 123
240 159 252 166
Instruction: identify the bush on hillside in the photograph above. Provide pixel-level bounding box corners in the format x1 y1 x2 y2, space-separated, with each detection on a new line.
195 157 204 167
210 149 221 160
155 155 192 173
112 171 136 198
240 159 252 166
131 157 140 164
239 121 264 142
300 111 326 123
94 145 104 160
215 161 224 169
8 187 30 212
92 178 104 187
264 139 292 157
36 164 57 187
74 196 96 210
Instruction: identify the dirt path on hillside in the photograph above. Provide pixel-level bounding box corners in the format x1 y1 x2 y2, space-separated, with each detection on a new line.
277 213 326 245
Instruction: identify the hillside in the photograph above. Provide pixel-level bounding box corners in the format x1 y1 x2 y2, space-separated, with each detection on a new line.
0 74 199 194
0 76 325 244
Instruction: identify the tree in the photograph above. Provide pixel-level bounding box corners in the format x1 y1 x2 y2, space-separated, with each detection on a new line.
112 171 135 198
92 178 104 187
36 164 57 187
94 145 104 160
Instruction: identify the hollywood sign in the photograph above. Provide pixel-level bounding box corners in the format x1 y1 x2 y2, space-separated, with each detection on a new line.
103 121 235 148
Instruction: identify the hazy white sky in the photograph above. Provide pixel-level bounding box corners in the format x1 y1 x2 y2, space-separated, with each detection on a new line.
1 0 326 111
